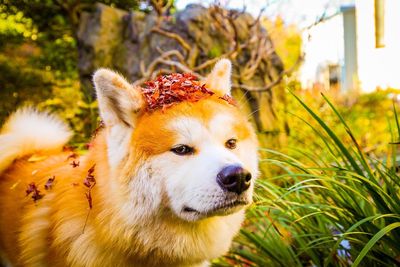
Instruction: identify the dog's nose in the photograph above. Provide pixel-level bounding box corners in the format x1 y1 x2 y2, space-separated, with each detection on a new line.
217 165 252 194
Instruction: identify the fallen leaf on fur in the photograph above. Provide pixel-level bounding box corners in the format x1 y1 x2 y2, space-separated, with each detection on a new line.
83 164 96 209
67 153 78 160
27 154 48 162
92 121 105 138
83 164 96 188
85 142 93 149
85 192 93 209
219 94 237 106
84 121 105 150
70 160 80 168
44 176 56 190
26 182 44 202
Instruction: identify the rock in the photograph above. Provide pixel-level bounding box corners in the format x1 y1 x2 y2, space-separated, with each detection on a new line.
77 3 287 165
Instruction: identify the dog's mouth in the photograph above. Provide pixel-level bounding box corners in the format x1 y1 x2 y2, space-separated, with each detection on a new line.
182 199 249 216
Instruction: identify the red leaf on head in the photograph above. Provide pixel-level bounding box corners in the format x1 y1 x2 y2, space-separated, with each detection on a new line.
219 94 237 106
142 73 214 112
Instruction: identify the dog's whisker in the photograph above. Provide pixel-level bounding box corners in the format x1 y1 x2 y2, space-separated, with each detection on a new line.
247 108 261 119
236 88 251 106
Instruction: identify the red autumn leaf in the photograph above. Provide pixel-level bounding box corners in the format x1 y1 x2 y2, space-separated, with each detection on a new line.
70 160 80 168
83 164 96 209
67 152 78 160
44 176 56 190
141 73 214 112
85 121 105 150
91 120 105 138
219 94 237 106
85 142 93 149
26 182 44 202
85 191 93 209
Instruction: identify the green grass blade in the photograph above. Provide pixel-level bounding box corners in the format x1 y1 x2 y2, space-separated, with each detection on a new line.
352 222 400 267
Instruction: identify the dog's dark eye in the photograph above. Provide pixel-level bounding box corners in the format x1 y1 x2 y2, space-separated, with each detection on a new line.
225 138 237 149
171 145 194 156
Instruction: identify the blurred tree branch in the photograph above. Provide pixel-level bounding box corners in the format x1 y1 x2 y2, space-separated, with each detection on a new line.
137 1 298 94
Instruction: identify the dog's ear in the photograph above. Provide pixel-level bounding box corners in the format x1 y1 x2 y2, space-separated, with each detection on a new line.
204 59 232 96
93 69 143 127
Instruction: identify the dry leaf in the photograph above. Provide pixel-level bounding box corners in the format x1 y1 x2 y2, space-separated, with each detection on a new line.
27 154 48 162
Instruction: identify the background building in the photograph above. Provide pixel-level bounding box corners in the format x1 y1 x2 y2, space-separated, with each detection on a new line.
301 0 400 92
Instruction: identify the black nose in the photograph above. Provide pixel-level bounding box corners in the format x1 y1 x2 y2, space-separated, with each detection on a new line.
217 165 252 194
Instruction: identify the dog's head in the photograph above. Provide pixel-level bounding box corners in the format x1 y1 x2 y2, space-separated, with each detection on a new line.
93 59 258 222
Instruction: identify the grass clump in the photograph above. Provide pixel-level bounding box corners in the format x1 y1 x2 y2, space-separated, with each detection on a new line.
215 92 400 267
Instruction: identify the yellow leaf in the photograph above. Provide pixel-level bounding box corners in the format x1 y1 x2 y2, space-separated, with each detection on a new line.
27 154 48 162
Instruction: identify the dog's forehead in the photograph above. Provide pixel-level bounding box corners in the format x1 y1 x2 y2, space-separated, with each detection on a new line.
167 112 236 140
132 98 254 156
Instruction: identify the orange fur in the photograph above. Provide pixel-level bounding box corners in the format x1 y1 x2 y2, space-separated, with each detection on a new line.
133 97 253 157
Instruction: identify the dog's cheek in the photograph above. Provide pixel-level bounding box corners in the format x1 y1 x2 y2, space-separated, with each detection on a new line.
166 155 223 211
120 161 164 223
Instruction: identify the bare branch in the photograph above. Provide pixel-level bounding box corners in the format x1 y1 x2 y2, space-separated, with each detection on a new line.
233 54 304 92
151 27 191 52
158 59 204 78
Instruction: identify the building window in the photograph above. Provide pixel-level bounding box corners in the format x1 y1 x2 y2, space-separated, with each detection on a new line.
375 0 385 48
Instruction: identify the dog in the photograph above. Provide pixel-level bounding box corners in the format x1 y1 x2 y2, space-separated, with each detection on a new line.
0 59 258 267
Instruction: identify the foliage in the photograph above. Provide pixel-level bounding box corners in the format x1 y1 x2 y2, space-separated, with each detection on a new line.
214 92 400 266
262 16 302 70
0 0 176 140
0 1 147 140
286 87 399 160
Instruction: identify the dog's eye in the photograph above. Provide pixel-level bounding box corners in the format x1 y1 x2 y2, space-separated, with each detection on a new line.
171 145 194 156
225 138 237 149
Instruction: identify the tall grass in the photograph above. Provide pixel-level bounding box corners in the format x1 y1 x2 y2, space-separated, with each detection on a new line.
214 93 400 267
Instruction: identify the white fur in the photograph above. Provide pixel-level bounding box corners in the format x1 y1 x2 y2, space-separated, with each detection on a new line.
209 113 259 176
106 124 132 170
159 115 257 222
93 68 143 127
0 108 72 173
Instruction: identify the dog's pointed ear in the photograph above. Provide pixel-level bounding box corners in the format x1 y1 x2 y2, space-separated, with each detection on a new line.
93 69 143 127
204 59 232 96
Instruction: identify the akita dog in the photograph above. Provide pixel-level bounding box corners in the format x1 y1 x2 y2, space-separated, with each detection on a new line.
0 59 258 267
